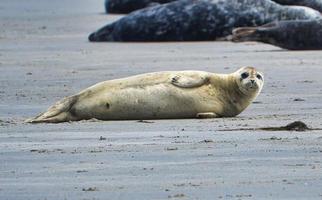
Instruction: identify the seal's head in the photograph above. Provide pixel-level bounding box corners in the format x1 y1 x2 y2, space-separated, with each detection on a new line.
234 67 264 96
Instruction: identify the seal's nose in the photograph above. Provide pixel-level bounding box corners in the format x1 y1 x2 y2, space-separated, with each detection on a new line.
250 80 255 84
88 32 96 42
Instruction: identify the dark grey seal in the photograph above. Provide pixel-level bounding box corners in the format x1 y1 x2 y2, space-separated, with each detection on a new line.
90 0 321 42
105 0 175 14
104 0 322 14
272 0 322 12
232 19 322 50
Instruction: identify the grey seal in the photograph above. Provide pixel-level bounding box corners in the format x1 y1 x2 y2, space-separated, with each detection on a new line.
105 0 175 14
89 0 321 42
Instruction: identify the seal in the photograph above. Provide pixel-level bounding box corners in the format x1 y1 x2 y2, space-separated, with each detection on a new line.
25 67 264 123
272 0 322 12
89 0 321 42
105 0 322 14
232 19 322 50
105 0 175 14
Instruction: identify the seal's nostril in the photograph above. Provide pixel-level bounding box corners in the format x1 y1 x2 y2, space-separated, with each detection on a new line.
250 80 255 83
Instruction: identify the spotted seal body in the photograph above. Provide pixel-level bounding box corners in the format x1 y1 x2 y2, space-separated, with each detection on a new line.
104 0 175 14
89 0 321 42
105 0 322 14
232 19 322 50
272 0 322 12
25 67 264 123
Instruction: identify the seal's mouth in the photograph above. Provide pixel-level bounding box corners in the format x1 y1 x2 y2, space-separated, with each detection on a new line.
238 81 259 95
246 81 259 90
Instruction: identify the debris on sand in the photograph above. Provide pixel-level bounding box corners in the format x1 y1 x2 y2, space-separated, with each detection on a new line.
293 98 305 102
30 149 49 153
168 193 185 198
199 139 214 143
76 170 88 173
281 121 310 131
82 187 98 192
99 136 106 140
137 120 154 123
166 147 178 151
259 136 282 141
260 121 310 132
0 119 16 126
221 121 319 132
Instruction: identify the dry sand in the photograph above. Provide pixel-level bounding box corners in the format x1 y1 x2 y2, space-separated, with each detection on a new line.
1 0 322 199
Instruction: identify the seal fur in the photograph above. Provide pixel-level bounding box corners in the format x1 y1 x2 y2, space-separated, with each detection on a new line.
105 0 175 14
232 19 322 50
26 67 264 123
89 0 321 42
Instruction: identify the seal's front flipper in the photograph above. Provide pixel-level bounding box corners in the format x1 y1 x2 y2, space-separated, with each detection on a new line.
25 95 78 123
171 74 209 88
196 112 218 119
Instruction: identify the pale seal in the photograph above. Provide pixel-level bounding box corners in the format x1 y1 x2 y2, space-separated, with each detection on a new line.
232 19 322 50
89 0 321 42
26 67 264 123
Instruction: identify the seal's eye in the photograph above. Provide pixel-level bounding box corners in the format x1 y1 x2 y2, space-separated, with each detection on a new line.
241 72 249 79
256 74 262 80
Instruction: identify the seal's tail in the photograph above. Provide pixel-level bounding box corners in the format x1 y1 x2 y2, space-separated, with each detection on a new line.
25 95 78 123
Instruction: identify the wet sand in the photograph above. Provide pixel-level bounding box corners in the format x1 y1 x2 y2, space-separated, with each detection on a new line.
1 0 322 199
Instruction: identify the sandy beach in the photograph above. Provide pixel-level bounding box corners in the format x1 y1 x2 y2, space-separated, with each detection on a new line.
1 0 322 199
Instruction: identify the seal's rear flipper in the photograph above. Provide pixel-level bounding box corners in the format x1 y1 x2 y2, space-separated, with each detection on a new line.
231 27 259 42
231 22 278 42
25 95 78 123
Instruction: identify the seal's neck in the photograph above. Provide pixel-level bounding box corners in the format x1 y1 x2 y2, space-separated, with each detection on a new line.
219 74 257 116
